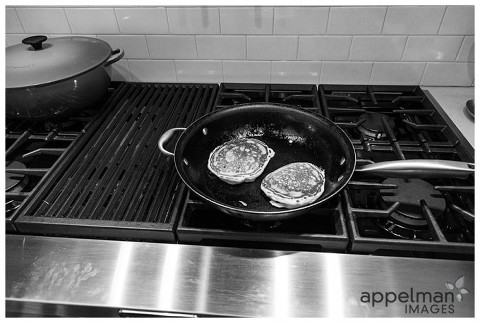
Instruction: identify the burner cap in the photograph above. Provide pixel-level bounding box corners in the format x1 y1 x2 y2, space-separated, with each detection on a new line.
380 178 446 220
377 178 446 239
358 112 395 139
6 161 27 191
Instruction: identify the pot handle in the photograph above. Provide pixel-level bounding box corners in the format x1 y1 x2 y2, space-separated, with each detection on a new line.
158 128 186 157
355 159 474 179
105 48 125 67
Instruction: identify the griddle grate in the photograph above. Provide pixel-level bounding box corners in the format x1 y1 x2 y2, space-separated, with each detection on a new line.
15 83 218 241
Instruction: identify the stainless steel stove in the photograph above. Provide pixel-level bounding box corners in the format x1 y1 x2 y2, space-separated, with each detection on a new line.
6 82 474 317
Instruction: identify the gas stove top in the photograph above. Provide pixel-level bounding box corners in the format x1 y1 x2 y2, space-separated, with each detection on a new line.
6 82 474 260
5 93 112 232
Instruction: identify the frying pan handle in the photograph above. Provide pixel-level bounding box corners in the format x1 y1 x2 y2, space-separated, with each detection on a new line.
158 127 186 156
355 159 474 179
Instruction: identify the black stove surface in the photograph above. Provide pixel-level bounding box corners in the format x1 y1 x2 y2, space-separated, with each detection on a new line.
7 82 474 260
318 85 474 259
177 84 474 258
12 83 218 242
5 91 113 232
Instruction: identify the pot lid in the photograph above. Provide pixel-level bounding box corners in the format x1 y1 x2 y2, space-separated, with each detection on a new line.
6 36 112 89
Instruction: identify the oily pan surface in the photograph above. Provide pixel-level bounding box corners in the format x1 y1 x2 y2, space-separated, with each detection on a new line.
176 104 354 214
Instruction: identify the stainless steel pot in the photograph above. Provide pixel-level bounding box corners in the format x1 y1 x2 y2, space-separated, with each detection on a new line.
6 35 124 120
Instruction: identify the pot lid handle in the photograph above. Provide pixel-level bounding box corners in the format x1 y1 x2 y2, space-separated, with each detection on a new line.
22 35 48 50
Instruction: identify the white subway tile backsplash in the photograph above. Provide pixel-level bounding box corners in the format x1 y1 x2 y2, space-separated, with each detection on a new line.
97 35 149 59
6 34 30 46
6 5 473 86
402 36 463 62
327 7 386 35
271 61 321 84
421 62 474 86
65 8 119 34
15 8 71 34
220 7 273 34
223 61 270 83
350 36 406 61
167 7 220 34
106 59 131 82
382 6 445 35
247 36 298 60
456 36 474 62
115 7 168 34
370 62 426 85
128 60 177 82
273 7 328 35
438 6 474 35
6 8 24 33
196 36 245 60
298 36 351 61
146 35 197 59
175 60 223 83
319 62 373 84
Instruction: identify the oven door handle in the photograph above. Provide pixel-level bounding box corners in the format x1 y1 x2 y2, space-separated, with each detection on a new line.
355 159 474 179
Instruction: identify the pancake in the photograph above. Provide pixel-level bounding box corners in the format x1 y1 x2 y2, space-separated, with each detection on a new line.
261 162 325 209
208 138 275 185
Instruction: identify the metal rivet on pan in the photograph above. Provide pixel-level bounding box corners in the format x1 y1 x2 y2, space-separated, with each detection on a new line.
338 175 344 182
202 128 208 135
183 158 189 165
340 157 346 166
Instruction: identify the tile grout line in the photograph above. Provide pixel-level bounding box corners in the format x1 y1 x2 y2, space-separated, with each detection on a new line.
144 35 151 59
453 36 466 62
112 7 121 34
194 35 199 60
399 36 408 61
418 62 428 86
62 8 73 34
325 7 331 34
221 59 224 83
217 7 222 35
436 6 448 35
165 7 171 34
173 60 178 82
317 61 323 84
347 35 354 61
13 7 26 34
380 6 389 34
367 61 375 85
295 35 300 61
124 59 133 82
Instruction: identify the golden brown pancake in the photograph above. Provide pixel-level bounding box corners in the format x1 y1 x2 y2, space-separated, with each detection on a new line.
261 162 325 209
208 138 275 185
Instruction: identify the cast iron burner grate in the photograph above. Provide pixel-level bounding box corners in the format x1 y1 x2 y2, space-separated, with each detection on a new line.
14 83 218 241
318 85 474 258
215 83 321 111
175 83 349 252
5 90 113 232
175 185 349 252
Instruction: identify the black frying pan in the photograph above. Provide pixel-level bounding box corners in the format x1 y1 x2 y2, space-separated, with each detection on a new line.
159 103 474 221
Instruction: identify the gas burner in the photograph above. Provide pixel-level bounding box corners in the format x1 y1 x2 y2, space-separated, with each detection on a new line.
376 178 446 240
241 219 283 231
43 109 98 131
357 112 395 139
6 161 29 217
6 161 28 191
6 200 21 215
